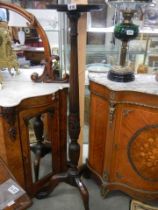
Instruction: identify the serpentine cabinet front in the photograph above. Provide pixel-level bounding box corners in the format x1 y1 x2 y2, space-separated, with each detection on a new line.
0 88 67 197
88 80 158 201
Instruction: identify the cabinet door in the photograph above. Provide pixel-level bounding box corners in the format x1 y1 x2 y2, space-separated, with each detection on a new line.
88 92 108 176
111 104 158 192
18 92 67 196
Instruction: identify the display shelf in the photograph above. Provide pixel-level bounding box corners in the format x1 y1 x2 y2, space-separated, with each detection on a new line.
88 26 158 34
8 1 68 76
86 0 158 73
86 34 158 73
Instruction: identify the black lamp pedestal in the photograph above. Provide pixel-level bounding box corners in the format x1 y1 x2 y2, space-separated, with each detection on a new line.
107 69 135 82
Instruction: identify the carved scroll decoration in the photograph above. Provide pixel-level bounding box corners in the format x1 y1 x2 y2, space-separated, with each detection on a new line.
0 107 17 140
68 113 80 140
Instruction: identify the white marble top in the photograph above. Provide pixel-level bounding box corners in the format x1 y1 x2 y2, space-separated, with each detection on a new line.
89 72 158 96
24 47 44 52
0 67 69 107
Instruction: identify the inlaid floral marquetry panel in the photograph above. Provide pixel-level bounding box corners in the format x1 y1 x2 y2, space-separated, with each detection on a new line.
128 125 158 182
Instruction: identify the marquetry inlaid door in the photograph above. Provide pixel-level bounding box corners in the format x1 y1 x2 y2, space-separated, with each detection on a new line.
108 104 158 199
88 80 158 201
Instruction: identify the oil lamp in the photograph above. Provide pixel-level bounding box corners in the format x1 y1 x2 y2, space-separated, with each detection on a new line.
107 0 152 82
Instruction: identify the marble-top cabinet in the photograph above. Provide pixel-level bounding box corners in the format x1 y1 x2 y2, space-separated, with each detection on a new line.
88 72 158 201
0 68 69 196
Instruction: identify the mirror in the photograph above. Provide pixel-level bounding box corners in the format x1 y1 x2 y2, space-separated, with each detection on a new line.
9 9 59 66
28 114 52 183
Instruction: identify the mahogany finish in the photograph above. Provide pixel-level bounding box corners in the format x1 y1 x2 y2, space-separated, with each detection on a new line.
0 89 68 197
88 80 158 201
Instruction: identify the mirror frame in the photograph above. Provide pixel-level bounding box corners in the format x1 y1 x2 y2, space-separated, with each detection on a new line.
0 2 68 83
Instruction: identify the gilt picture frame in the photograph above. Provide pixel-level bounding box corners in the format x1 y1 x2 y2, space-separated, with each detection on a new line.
130 200 158 210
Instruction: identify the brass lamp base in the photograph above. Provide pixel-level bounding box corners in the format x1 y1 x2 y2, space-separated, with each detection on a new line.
107 69 135 82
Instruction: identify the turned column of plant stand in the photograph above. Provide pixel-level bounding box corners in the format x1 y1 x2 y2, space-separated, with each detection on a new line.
36 4 103 210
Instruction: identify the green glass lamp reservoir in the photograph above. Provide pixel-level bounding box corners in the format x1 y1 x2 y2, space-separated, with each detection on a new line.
114 22 139 42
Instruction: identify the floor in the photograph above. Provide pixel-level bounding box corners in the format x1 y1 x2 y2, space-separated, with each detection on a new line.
27 92 132 210
27 123 158 210
27 93 158 210
28 178 131 210
28 122 132 210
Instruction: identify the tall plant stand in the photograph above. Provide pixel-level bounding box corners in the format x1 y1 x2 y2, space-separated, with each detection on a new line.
36 4 103 210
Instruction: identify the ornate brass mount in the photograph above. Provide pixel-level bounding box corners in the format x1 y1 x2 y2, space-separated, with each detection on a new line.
103 171 109 182
0 107 17 140
100 184 110 198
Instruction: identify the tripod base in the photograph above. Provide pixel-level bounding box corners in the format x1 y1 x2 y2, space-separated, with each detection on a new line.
36 170 89 210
